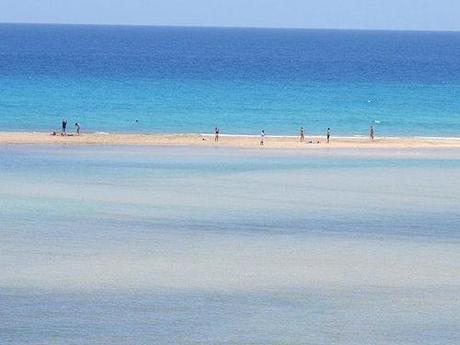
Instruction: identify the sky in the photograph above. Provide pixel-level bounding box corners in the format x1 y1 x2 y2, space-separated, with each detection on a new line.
0 0 459 31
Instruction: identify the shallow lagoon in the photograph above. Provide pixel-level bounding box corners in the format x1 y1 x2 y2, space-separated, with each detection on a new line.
1 145 459 344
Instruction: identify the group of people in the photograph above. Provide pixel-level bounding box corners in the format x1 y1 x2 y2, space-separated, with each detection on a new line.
299 126 330 144
51 119 81 136
214 125 376 145
299 126 375 143
51 121 375 143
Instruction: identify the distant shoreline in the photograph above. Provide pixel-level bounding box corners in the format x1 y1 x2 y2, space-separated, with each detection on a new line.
1 131 460 149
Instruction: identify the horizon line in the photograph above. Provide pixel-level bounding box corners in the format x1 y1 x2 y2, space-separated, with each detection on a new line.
0 21 459 33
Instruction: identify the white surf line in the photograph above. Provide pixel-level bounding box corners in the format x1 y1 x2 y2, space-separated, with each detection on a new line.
201 133 460 140
4 131 460 141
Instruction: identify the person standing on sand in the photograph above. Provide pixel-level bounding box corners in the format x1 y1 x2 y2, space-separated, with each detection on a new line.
300 127 305 142
75 122 81 136
61 119 67 136
260 129 265 146
370 125 375 141
214 127 219 142
326 128 331 143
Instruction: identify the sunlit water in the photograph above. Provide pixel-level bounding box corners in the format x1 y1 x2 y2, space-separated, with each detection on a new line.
1 24 460 136
1 145 459 344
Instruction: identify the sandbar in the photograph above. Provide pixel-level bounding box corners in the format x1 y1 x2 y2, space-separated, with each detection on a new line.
0 131 460 149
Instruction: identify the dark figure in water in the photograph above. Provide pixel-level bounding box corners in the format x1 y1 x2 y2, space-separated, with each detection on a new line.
326 128 331 143
260 129 265 146
214 127 219 142
300 127 305 142
370 125 375 141
75 123 81 136
62 119 67 135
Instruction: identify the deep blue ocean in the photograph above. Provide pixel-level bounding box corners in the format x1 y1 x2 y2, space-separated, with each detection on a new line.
0 23 460 136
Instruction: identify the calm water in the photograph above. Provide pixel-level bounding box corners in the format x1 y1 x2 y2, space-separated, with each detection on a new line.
0 24 460 136
1 145 459 344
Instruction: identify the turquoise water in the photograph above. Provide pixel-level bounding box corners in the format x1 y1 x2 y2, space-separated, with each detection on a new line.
1 145 459 344
1 24 460 136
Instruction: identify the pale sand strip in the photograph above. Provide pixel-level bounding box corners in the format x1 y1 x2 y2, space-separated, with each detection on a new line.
1 131 460 149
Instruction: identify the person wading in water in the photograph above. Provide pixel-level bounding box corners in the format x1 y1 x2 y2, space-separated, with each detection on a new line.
61 119 67 136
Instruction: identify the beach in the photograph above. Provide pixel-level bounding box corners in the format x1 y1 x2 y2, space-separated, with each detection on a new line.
1 23 460 345
1 131 460 149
